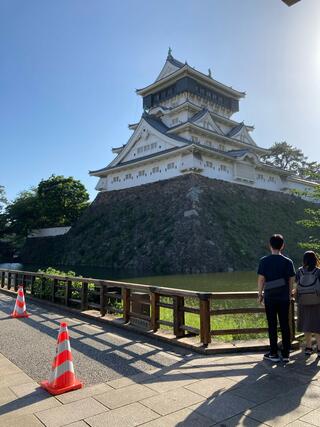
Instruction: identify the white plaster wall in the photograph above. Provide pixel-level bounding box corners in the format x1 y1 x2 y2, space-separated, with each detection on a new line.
28 227 71 238
101 155 182 191
122 136 173 163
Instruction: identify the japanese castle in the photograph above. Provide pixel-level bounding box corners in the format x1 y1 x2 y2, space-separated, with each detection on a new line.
90 50 315 195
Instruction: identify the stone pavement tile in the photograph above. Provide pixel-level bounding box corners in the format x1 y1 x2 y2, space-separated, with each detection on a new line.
180 356 226 368
246 397 313 426
231 374 304 404
300 409 320 426
190 393 255 423
288 421 317 427
85 402 159 427
187 361 260 380
0 359 22 375
141 407 214 426
0 386 17 405
35 397 107 427
222 366 270 384
0 414 44 427
107 369 161 389
283 385 320 410
175 365 222 380
217 414 268 426
56 382 114 404
185 376 239 398
94 383 157 410
10 382 48 398
0 372 34 388
143 370 198 393
0 393 60 418
141 387 205 416
64 422 88 427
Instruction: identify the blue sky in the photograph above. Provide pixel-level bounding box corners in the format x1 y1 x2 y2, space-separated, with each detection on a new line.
1 0 319 201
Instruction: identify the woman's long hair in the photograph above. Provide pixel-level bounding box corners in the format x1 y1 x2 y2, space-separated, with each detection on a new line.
303 251 320 271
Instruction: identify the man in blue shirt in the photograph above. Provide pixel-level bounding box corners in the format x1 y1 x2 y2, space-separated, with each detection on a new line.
257 234 296 362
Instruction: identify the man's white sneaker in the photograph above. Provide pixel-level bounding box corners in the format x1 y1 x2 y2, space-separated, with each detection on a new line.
263 352 280 362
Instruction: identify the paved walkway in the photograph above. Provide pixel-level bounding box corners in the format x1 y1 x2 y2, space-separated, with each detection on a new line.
1 293 320 426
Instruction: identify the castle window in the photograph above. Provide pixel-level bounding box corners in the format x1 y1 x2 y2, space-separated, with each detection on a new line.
138 170 145 177
220 165 227 172
137 147 143 154
219 144 225 151
167 162 175 170
151 142 157 149
191 135 199 143
268 176 276 183
144 144 150 152
152 166 159 173
257 174 264 180
206 161 213 168
125 173 132 180
205 140 212 147
112 176 119 182
172 117 179 125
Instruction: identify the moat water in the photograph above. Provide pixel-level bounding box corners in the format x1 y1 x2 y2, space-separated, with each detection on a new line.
0 263 257 292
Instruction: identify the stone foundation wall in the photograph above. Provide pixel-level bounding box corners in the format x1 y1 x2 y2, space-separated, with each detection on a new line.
20 174 314 274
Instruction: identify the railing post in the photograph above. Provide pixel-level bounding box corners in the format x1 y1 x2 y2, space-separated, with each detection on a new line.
30 276 35 295
199 294 211 346
289 298 296 342
7 272 11 290
81 282 89 311
14 273 19 291
40 277 45 298
65 280 72 306
150 291 160 333
173 296 185 338
22 274 27 293
100 283 107 316
122 288 131 323
52 279 57 303
1 271 5 288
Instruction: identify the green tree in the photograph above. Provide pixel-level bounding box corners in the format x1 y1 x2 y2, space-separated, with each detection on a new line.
298 161 320 182
5 175 90 239
37 175 89 227
298 180 320 253
261 142 307 173
0 186 7 212
0 186 8 239
5 189 40 237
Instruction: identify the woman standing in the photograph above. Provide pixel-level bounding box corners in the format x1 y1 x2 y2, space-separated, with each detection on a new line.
296 251 320 356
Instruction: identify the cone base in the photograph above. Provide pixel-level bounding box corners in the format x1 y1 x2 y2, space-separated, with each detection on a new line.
40 379 83 396
11 313 29 318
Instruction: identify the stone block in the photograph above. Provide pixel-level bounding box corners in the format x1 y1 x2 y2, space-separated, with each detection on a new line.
35 397 107 427
85 402 159 427
94 383 156 409
141 387 204 416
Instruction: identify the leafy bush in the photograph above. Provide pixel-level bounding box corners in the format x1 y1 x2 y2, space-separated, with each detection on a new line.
33 267 95 302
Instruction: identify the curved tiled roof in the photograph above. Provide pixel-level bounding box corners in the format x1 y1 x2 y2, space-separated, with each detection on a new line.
227 122 245 138
167 54 185 69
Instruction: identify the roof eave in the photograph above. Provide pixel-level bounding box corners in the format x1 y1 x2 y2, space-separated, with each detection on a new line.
136 66 245 99
167 122 267 153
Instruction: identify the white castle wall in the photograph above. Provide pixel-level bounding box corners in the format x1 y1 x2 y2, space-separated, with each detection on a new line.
95 149 296 194
28 227 71 238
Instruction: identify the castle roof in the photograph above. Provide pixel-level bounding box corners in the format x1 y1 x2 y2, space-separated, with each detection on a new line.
227 122 245 138
136 54 245 100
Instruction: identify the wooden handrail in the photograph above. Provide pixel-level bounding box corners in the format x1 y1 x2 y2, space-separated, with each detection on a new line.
0 269 260 299
0 268 297 348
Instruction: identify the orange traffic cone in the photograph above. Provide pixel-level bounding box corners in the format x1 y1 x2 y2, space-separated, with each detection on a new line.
41 322 83 395
11 285 29 318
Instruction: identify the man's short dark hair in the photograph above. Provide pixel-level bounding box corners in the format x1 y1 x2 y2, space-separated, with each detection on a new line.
270 234 284 250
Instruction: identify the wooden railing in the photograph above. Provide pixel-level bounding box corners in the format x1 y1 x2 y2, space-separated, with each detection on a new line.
0 269 296 347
